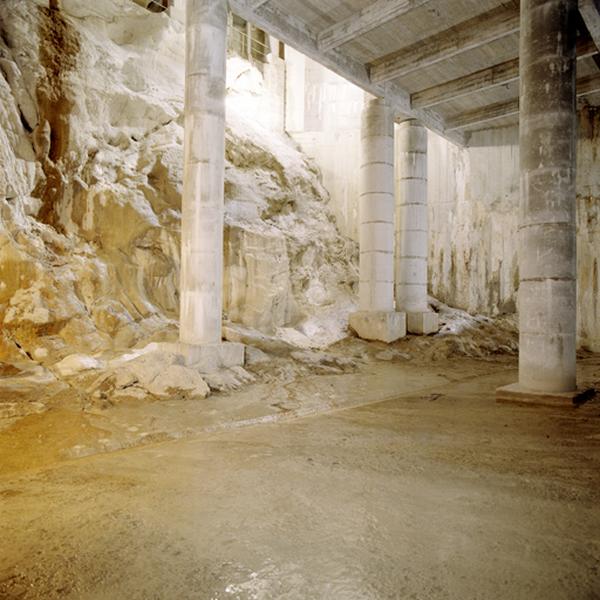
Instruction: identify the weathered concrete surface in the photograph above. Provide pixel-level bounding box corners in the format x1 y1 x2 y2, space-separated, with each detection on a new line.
427 109 600 352
1 357 599 599
350 96 404 342
517 0 577 393
179 0 228 345
395 119 439 335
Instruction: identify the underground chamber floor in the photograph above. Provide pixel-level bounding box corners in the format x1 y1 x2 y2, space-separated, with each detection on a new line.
1 361 599 600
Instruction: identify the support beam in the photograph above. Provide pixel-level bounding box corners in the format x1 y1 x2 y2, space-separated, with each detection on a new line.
395 120 438 335
229 0 465 145
180 0 227 345
413 58 519 110
370 2 520 84
349 97 406 343
251 0 270 9
317 0 430 53
446 72 600 130
579 0 600 50
412 37 597 109
446 99 519 130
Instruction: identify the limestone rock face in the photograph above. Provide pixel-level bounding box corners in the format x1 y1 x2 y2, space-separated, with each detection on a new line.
0 0 358 369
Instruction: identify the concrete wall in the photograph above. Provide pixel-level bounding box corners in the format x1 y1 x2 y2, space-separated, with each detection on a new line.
285 48 364 240
428 108 600 351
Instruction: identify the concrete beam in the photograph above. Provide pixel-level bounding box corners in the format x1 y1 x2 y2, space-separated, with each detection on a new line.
579 0 600 50
413 58 520 110
370 2 520 84
251 0 270 9
446 72 600 130
317 0 430 53
411 37 598 109
229 0 466 145
446 99 520 131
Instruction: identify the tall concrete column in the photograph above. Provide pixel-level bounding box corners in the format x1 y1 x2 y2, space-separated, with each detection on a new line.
349 96 406 343
180 0 227 346
499 0 578 401
395 119 438 335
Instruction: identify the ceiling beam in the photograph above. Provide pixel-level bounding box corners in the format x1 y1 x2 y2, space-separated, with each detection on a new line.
317 0 430 53
579 0 600 51
446 73 600 131
446 99 519 131
370 2 520 84
413 58 519 109
229 0 465 145
411 37 598 109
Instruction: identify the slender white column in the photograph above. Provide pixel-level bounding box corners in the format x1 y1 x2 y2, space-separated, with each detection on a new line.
359 97 395 312
395 120 438 335
350 96 405 343
518 0 577 393
180 0 227 345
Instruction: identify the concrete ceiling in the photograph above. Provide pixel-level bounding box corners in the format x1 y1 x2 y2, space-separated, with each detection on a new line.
230 0 600 144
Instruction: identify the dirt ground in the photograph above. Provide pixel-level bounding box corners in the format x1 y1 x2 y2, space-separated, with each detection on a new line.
0 348 599 599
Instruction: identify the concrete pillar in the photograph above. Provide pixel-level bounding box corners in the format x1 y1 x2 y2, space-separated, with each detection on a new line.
395 119 439 335
349 96 406 343
499 0 578 400
180 0 227 346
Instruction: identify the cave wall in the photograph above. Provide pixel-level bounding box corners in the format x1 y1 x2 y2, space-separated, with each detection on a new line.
0 0 357 365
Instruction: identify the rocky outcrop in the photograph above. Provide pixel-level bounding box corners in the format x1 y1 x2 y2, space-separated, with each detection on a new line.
0 0 358 375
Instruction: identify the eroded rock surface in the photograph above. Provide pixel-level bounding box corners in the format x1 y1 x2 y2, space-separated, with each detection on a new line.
0 0 357 392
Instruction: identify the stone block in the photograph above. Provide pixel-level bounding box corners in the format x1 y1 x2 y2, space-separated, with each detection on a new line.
406 311 439 335
349 311 406 343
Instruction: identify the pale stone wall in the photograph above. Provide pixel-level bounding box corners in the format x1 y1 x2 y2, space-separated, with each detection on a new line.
285 48 364 241
428 109 600 352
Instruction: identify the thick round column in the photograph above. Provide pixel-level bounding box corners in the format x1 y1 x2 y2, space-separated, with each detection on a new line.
518 0 577 392
180 0 227 345
349 96 405 343
395 120 438 335
358 97 395 312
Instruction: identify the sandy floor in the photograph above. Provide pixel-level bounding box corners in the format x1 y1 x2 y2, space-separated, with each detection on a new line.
1 353 599 599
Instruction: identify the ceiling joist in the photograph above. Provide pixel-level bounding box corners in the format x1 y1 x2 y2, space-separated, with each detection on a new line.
579 0 600 51
411 37 598 109
369 2 520 84
446 72 600 130
229 0 465 145
317 0 431 53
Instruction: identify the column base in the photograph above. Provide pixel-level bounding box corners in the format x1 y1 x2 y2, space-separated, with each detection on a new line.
349 311 406 343
496 383 594 408
158 341 245 374
406 311 439 335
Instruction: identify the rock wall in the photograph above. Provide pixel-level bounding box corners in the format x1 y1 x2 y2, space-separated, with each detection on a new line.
0 0 358 366
428 109 600 351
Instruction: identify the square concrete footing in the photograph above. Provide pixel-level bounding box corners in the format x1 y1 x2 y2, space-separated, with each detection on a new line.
349 310 406 343
158 341 245 373
496 383 595 408
406 311 439 335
